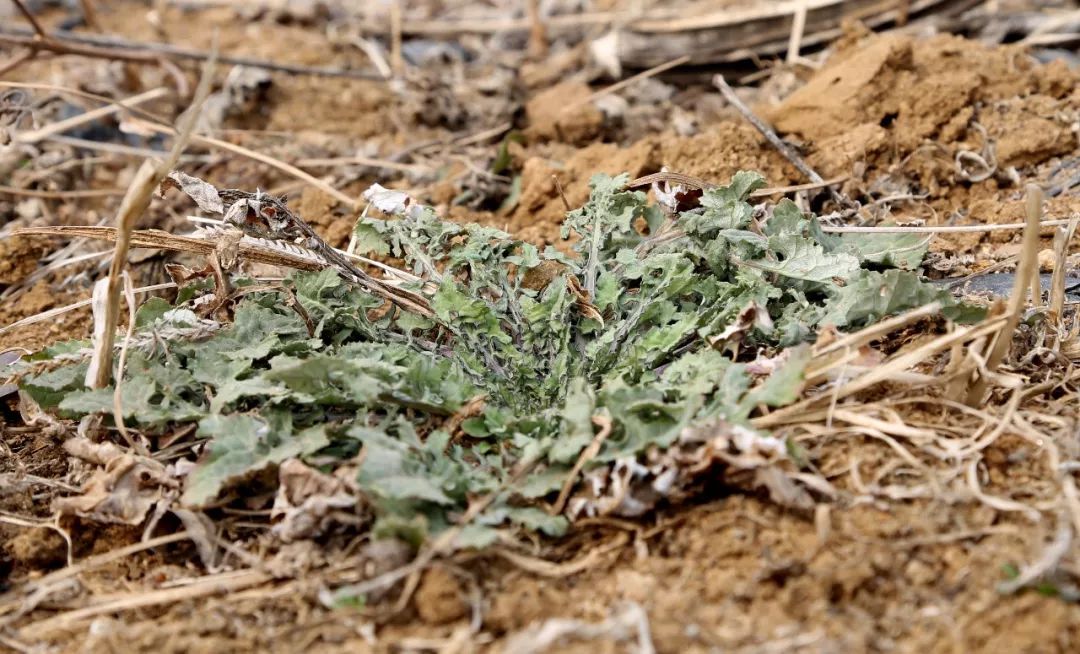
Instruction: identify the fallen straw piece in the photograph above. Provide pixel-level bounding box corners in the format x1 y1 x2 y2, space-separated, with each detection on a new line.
964 184 1045 406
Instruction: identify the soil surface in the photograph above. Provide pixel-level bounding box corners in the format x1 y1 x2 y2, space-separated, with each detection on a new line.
2 1 1080 653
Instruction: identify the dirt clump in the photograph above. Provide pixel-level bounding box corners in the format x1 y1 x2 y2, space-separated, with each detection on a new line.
524 81 605 146
5 527 68 570
0 235 46 285
982 93 1077 168
767 33 1079 177
511 138 660 245
0 281 92 352
658 122 799 185
477 494 1080 653
266 77 395 138
294 186 353 247
414 567 469 625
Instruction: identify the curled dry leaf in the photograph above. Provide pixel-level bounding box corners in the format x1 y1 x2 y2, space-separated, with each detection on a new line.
271 458 364 542
0 348 25 398
567 419 799 518
160 171 225 214
743 347 793 376
651 167 703 214
362 183 425 219
55 437 180 525
172 508 219 570
709 301 773 350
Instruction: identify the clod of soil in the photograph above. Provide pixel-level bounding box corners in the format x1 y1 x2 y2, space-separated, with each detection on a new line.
5 527 68 570
525 81 605 146
767 33 1080 175
294 186 353 247
0 235 46 285
414 567 469 625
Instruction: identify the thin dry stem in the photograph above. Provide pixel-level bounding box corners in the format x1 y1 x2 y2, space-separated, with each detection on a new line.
0 81 173 125
86 161 156 389
0 511 72 568
0 25 383 80
551 416 613 515
756 316 1009 428
526 0 548 59
390 0 403 76
821 219 1077 234
11 225 355 275
15 531 189 596
0 31 166 65
786 0 809 64
87 48 216 389
184 216 423 284
14 87 169 145
627 171 848 197
812 301 942 358
0 48 34 77
1030 257 1043 311
111 272 144 454
296 155 429 175
77 0 101 31
713 74 845 206
133 120 358 208
494 531 629 578
0 282 176 337
564 55 690 113
997 518 1073 593
0 186 125 199
9 0 47 39
17 569 271 637
1049 216 1079 320
965 184 1043 405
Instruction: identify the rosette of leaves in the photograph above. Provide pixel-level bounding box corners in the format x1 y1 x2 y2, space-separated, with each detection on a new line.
17 171 975 546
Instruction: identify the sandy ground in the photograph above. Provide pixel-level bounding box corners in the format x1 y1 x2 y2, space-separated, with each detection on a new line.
2 2 1080 652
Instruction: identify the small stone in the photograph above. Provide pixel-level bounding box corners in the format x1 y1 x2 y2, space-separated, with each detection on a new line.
1038 248 1058 273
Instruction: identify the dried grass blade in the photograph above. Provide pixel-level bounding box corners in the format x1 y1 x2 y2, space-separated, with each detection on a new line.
133 121 359 209
0 282 176 337
86 45 217 389
755 315 1008 428
14 87 169 144
85 162 156 389
812 301 941 358
16 570 271 638
964 184 1043 405
1049 215 1079 320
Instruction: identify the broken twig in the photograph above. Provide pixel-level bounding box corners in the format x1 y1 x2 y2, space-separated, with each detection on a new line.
713 74 845 206
0 26 384 80
10 0 47 39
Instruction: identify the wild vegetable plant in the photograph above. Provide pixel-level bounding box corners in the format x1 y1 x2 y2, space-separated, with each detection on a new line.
14 171 973 544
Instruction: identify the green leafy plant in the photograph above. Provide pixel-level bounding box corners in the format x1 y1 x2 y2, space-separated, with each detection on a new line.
15 171 976 544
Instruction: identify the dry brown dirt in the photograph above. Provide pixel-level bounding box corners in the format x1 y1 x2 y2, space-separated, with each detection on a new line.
2 3 1080 653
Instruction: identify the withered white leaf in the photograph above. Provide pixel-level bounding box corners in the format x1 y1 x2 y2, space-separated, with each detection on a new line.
362 183 423 219
162 170 225 214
